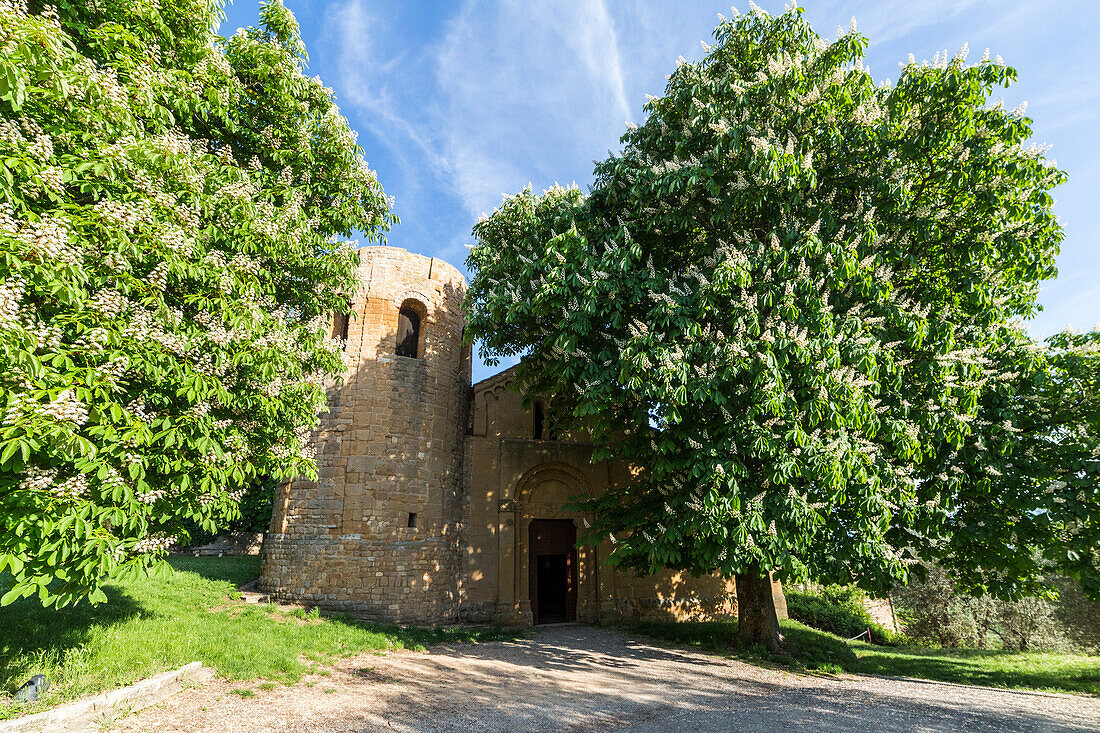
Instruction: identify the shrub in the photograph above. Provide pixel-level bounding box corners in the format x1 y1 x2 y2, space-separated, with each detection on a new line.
893 565 998 648
785 586 896 645
177 475 277 546
997 596 1066 652
1051 576 1100 653
894 564 1084 652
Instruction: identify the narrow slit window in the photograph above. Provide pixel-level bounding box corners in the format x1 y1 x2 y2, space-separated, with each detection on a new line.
332 312 350 350
533 400 546 440
396 305 421 358
407 512 418 529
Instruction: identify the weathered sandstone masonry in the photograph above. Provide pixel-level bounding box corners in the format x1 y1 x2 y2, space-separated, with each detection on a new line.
259 247 470 623
260 245 785 626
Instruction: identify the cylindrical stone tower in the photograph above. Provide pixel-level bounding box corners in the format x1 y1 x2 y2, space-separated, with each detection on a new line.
259 246 471 624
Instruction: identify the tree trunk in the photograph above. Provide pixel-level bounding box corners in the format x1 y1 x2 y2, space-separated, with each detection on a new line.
976 603 995 650
735 565 782 652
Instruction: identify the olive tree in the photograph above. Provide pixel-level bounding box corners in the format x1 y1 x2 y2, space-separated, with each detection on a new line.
0 0 393 607
464 5 1079 649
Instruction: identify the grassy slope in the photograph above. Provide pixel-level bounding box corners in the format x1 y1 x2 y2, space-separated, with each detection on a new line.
0 556 511 720
630 619 1100 696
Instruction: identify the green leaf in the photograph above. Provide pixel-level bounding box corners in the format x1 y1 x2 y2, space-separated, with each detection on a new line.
1 584 28 606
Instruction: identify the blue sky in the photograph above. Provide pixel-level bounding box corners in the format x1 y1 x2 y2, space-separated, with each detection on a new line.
221 1 1099 383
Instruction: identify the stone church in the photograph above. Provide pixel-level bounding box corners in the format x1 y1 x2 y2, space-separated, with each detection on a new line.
259 246 786 626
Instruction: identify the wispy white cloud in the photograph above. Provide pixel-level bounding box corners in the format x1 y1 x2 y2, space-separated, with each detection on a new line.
322 0 654 242
743 0 987 52
323 1 448 181
854 0 987 48
554 0 632 123
433 0 638 218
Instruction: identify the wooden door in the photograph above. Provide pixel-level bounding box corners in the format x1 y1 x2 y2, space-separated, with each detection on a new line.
528 519 577 624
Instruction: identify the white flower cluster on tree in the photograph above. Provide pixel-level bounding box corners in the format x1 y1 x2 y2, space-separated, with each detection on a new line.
465 3 1095 623
0 0 394 608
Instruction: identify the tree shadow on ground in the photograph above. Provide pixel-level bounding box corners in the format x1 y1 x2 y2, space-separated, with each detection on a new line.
166 555 260 586
630 618 1100 696
0 584 143 695
348 625 1100 733
629 618 859 669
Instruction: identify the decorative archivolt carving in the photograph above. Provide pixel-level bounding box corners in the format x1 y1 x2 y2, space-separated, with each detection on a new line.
512 462 590 513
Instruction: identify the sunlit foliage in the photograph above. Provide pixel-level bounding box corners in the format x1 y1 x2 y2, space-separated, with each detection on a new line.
0 0 393 607
465 4 1093 638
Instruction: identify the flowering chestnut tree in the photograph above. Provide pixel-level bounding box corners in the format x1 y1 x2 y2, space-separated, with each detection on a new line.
934 327 1100 601
0 0 393 607
465 5 1083 649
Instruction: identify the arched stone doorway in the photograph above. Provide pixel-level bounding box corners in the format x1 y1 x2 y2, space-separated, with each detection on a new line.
499 462 596 625
528 519 577 624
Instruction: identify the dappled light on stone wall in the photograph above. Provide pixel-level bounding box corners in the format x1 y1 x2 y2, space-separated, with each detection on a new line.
260 245 781 627
259 247 470 624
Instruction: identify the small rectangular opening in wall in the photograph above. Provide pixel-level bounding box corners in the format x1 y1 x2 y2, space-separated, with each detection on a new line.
407 512 418 529
332 312 350 350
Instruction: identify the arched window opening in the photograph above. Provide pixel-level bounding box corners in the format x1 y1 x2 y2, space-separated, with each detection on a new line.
332 312 350 350
533 400 546 440
396 301 423 358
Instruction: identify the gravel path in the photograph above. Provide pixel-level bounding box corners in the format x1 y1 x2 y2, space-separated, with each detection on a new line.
109 625 1100 732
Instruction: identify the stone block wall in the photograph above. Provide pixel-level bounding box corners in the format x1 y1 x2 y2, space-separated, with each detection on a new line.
463 366 787 626
260 245 786 628
259 247 470 624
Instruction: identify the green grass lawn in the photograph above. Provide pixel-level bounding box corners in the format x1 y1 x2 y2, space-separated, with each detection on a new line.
629 618 1100 696
0 556 512 720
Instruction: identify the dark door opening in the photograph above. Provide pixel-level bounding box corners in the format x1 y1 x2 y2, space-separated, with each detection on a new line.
529 519 577 625
536 555 569 623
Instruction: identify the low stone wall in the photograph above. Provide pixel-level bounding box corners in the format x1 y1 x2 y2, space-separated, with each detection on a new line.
186 532 264 557
259 531 464 625
0 662 212 733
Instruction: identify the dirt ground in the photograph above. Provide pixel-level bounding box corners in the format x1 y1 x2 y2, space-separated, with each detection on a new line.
108 625 1100 732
